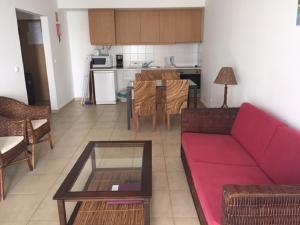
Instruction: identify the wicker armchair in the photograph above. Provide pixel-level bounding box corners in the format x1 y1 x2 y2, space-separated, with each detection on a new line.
0 116 32 200
0 97 53 168
133 81 157 130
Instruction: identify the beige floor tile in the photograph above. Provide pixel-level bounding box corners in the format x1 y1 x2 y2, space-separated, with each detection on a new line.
174 217 200 225
31 158 69 175
0 222 27 225
153 157 166 172
165 158 184 172
54 138 83 148
152 144 164 157
31 196 59 222
153 172 169 191
167 171 189 191
151 217 175 225
163 144 181 158
27 221 60 225
31 195 76 222
8 174 58 196
39 146 78 160
151 191 173 218
0 196 41 222
170 191 197 218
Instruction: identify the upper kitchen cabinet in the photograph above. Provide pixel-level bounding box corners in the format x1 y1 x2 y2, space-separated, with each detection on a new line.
115 11 141 44
88 9 116 45
140 10 160 44
175 8 204 43
159 10 176 44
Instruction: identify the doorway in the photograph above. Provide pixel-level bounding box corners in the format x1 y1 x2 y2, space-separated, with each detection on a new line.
16 9 51 107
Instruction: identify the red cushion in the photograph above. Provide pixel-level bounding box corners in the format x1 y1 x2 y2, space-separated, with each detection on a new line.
259 126 300 184
231 103 285 163
190 162 273 225
182 133 256 166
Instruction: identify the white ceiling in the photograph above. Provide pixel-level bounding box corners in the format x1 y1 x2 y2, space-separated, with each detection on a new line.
56 0 205 9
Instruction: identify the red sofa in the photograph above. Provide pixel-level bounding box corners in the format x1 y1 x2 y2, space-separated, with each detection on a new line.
181 103 300 225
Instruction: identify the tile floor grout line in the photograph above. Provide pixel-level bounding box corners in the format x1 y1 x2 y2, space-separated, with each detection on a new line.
161 137 176 225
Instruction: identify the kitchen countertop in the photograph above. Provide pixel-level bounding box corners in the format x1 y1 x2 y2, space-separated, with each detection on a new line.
90 66 201 71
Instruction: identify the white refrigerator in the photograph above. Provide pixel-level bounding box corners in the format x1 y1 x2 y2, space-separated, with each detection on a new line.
93 70 117 104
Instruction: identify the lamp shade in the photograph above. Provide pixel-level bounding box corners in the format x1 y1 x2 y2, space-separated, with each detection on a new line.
214 67 237 85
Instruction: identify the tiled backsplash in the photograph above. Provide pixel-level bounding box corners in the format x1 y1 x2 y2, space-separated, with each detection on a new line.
95 43 202 92
98 43 202 67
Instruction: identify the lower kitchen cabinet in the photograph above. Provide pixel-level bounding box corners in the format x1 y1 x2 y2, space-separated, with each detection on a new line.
94 71 117 104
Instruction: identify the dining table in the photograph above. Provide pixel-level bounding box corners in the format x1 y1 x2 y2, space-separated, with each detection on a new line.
126 79 198 130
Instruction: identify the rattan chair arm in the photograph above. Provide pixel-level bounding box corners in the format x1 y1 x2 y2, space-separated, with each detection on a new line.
24 105 50 120
222 184 300 225
181 108 240 135
0 116 26 136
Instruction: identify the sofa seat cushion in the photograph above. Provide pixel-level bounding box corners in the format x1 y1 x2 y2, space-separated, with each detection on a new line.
0 136 24 154
182 133 256 166
190 162 273 225
259 126 300 184
31 119 47 130
231 103 285 163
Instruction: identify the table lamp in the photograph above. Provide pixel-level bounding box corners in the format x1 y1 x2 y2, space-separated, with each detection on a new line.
214 67 237 108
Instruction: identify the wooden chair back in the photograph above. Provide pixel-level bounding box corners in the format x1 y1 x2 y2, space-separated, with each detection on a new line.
162 70 180 80
140 70 162 80
165 80 189 114
133 81 156 116
135 73 142 81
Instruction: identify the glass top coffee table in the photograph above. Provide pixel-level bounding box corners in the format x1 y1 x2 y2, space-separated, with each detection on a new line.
53 141 152 225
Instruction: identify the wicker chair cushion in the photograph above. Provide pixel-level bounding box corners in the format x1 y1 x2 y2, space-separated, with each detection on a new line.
182 133 257 166
0 136 24 154
231 103 285 163
190 162 273 225
31 119 47 130
259 126 300 184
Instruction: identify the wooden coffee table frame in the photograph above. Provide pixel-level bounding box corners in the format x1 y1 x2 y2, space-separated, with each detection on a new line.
53 141 152 225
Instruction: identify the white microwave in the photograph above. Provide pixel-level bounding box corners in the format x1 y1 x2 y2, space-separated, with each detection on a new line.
91 55 113 68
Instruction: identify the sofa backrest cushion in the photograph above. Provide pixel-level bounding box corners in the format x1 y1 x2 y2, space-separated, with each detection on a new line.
260 126 300 184
231 103 285 163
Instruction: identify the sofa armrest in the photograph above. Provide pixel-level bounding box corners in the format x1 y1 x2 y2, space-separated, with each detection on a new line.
223 184 300 225
181 108 239 135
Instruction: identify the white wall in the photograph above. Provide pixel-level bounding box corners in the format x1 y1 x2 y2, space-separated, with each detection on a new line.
66 10 202 98
57 0 205 9
0 0 73 110
66 11 94 98
202 0 300 129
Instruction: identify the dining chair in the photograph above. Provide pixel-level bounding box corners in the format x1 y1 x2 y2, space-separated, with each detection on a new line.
133 81 157 130
140 70 162 80
163 80 189 129
0 116 32 200
161 70 180 80
0 96 53 168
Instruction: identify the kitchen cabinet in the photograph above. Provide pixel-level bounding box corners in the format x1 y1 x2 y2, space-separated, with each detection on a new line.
159 10 176 43
175 9 204 43
140 10 160 43
115 11 141 44
88 9 116 45
93 71 117 104
89 8 204 45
